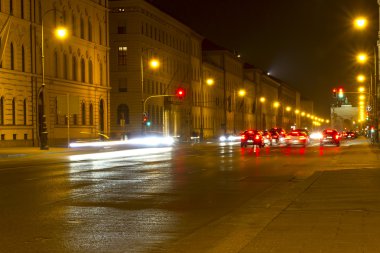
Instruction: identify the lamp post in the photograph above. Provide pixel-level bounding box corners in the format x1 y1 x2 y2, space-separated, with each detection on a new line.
39 9 68 150
353 16 379 142
140 51 160 133
199 77 214 142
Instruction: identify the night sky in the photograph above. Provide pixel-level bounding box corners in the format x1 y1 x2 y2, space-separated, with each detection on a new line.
148 0 378 118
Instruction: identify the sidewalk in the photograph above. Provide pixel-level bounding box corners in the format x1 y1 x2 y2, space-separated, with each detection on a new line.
0 146 80 159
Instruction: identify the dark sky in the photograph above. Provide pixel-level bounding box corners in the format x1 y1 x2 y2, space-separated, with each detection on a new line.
148 0 378 118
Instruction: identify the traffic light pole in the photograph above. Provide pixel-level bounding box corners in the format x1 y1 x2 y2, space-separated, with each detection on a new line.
142 94 177 132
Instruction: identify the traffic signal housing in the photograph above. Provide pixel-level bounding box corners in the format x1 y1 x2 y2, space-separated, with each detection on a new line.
176 87 185 99
143 114 148 125
338 88 344 98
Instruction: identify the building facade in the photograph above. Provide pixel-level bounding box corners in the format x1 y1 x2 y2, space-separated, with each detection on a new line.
109 0 202 140
0 0 110 148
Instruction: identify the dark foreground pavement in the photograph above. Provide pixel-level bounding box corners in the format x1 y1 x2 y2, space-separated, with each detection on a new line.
1 141 380 253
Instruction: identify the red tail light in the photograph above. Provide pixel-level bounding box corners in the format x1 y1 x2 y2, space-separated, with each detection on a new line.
334 134 339 140
299 136 306 140
255 135 260 140
241 135 246 140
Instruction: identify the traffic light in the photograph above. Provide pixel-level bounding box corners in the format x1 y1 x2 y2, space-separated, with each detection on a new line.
143 114 148 125
176 87 185 99
332 88 337 97
338 88 344 98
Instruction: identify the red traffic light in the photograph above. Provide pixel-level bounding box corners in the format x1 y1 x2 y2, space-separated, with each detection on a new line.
332 88 337 97
176 88 185 99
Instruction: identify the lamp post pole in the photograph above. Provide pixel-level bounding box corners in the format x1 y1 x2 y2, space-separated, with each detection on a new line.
39 9 67 150
39 9 58 150
141 54 145 134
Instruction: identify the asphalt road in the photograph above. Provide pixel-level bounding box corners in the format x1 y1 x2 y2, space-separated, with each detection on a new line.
0 137 377 253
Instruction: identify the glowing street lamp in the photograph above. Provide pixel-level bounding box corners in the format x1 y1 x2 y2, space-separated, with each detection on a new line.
40 9 68 150
149 58 160 69
259 97 266 103
206 78 215 86
238 89 246 97
356 53 368 64
354 17 368 30
357 74 366 83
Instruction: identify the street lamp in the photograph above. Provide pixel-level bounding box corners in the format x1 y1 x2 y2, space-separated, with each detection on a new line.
141 53 160 132
356 53 368 64
200 77 215 141
354 15 378 141
354 17 368 30
357 74 366 83
39 9 68 150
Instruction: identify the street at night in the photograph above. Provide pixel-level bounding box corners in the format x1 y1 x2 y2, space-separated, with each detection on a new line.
2 138 380 252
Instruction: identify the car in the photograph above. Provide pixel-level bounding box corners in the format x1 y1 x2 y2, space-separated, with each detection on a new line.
261 130 273 146
270 127 287 144
240 130 264 148
320 129 340 147
294 128 311 144
345 131 357 139
269 129 280 144
285 130 309 147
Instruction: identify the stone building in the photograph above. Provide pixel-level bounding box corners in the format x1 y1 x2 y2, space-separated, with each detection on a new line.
0 0 110 147
109 0 202 140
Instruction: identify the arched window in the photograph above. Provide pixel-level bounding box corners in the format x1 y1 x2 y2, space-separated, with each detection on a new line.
21 0 24 18
23 99 27 125
21 45 25 72
12 97 16 125
117 104 129 125
72 14 76 36
81 58 85 82
88 60 93 84
72 56 77 81
10 42 14 70
81 102 86 125
99 23 102 45
10 0 13 15
89 103 93 125
88 18 92 42
54 51 58 77
80 16 85 39
0 97 4 125
63 53 68 79
99 62 103 85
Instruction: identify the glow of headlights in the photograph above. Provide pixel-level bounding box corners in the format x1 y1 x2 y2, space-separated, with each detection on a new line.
69 136 174 148
310 132 323 139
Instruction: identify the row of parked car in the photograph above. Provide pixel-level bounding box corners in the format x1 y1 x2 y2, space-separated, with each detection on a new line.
240 128 345 148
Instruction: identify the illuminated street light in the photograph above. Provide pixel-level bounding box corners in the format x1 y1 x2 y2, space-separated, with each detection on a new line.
238 89 246 97
141 53 161 132
285 106 291 112
259 97 266 103
206 78 215 86
357 74 366 83
358 86 365 92
149 58 160 69
354 17 368 30
356 53 368 64
273 101 280 108
40 9 68 150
